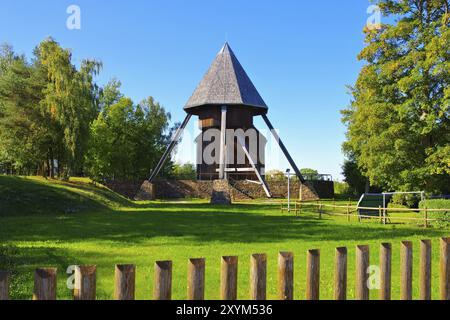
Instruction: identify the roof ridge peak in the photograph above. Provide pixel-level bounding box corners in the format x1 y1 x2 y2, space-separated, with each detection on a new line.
184 44 268 114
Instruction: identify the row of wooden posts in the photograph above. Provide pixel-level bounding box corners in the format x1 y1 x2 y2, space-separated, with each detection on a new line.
1 237 450 301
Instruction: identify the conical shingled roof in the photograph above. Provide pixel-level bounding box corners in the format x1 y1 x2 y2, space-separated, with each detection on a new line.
184 43 268 114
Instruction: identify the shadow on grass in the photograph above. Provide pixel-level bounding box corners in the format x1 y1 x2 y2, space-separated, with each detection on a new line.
0 245 88 300
2 204 447 245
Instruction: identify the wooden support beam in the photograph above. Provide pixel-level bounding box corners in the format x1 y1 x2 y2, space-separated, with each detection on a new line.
149 114 192 182
236 135 272 198
219 106 227 180
261 114 305 183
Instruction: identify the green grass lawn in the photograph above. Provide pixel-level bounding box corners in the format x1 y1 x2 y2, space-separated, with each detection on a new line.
1 175 449 300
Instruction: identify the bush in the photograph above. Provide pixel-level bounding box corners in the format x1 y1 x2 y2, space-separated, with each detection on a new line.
419 199 450 212
419 199 450 227
391 193 422 208
334 181 351 196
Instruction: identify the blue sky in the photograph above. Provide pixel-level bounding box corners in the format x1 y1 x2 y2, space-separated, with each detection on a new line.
0 0 374 180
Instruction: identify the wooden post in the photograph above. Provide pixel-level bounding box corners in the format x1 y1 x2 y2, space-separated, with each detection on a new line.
379 243 392 300
424 208 428 228
154 261 172 300
378 206 382 224
419 240 432 300
74 265 96 300
219 105 227 180
441 237 450 300
355 245 369 300
334 247 347 300
400 241 413 300
306 249 320 300
0 271 10 300
383 207 387 225
221 256 238 300
114 264 135 300
33 268 57 300
347 204 350 222
278 252 294 300
250 254 267 300
187 258 205 300
319 203 322 219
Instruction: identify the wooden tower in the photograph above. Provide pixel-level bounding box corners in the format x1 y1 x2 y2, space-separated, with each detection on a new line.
142 43 307 200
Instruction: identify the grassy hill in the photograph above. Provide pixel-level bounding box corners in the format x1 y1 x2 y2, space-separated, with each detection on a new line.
0 175 449 300
0 176 131 216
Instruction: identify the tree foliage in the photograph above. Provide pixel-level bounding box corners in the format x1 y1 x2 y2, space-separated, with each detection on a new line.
342 0 450 193
0 39 100 176
171 163 197 180
0 39 174 181
85 84 172 181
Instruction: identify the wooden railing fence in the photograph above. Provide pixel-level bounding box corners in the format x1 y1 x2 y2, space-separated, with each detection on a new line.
281 201 450 227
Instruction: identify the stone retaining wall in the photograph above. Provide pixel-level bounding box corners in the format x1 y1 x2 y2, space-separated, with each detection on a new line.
107 179 333 201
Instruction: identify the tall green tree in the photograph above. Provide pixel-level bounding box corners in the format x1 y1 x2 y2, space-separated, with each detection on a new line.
37 38 101 176
0 44 50 174
85 93 172 181
342 0 450 193
0 39 101 177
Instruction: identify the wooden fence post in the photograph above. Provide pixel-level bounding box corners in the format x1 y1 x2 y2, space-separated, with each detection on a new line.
400 241 413 300
347 204 350 222
306 249 320 300
33 268 57 300
318 203 322 219
221 256 238 300
74 265 96 300
379 243 391 300
355 245 369 300
0 271 10 300
424 208 428 228
378 206 382 224
187 258 205 300
441 237 450 300
154 261 172 300
114 264 135 300
419 240 432 300
278 252 294 300
334 247 347 300
250 254 267 300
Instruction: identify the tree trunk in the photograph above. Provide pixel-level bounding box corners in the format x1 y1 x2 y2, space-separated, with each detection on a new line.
365 179 370 193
